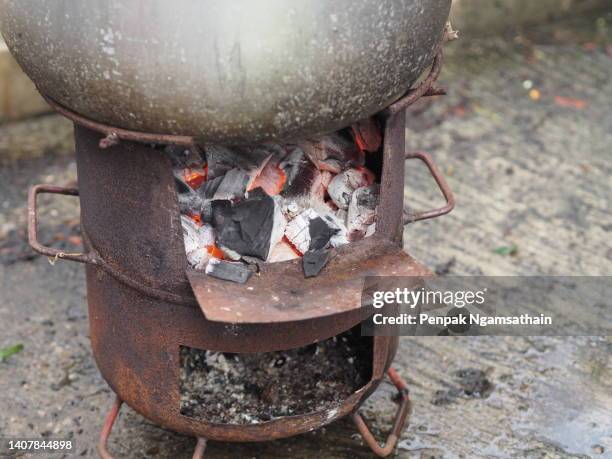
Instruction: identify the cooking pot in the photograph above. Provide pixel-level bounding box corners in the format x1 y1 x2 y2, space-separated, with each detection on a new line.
0 0 450 143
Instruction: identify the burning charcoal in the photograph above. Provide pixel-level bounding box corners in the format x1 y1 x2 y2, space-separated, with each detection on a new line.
327 167 376 210
303 249 331 278
267 238 301 263
181 216 216 269
298 133 365 174
205 145 270 179
284 208 317 254
174 166 202 194
175 176 193 195
347 185 379 241
205 258 252 284
351 117 382 153
194 175 224 219
176 173 223 221
309 217 339 251
184 211 203 226
177 192 203 215
218 244 242 261
247 155 287 196
212 189 286 261
317 210 349 248
283 201 304 220
278 147 322 199
182 167 207 189
285 208 346 254
212 168 250 201
320 170 333 190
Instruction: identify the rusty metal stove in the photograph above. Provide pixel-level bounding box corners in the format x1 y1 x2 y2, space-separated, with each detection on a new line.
27 49 454 458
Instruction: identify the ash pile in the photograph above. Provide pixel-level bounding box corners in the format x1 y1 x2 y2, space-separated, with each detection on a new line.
179 327 372 424
172 118 382 283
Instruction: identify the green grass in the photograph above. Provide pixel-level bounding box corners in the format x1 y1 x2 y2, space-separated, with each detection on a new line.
0 343 24 362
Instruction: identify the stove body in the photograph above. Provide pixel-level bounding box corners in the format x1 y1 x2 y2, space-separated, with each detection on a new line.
76 115 413 442
27 48 455 457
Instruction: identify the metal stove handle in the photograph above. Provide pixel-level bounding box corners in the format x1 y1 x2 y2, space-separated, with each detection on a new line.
403 152 455 224
27 184 92 264
352 368 412 457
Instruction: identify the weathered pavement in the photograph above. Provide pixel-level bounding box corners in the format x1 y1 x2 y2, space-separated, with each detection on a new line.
0 12 611 459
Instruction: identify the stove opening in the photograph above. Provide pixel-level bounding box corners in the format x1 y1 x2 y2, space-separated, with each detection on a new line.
170 117 384 282
179 326 373 424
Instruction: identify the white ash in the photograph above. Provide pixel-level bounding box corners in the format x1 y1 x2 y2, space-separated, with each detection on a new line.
181 216 215 269
328 167 375 210
267 239 300 263
347 185 380 240
179 327 372 424
218 244 242 261
318 209 349 248
284 209 319 254
267 196 288 260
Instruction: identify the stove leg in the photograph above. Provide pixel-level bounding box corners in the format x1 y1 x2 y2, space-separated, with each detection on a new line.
96 395 207 459
98 396 124 459
352 368 412 457
192 437 208 459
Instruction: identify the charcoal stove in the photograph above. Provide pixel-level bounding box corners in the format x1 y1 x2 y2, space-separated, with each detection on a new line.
25 35 456 459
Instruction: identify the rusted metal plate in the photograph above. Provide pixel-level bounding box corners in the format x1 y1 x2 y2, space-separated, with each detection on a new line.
188 239 432 324
75 125 193 299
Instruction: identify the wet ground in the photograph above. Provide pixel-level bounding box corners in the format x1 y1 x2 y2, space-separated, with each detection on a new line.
0 11 611 459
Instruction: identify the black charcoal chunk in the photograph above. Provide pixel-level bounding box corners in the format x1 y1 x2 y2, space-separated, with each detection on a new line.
200 204 213 225
212 168 250 201
298 133 364 173
303 249 331 278
178 193 203 214
279 147 321 198
212 189 277 261
205 259 252 284
175 176 193 195
203 145 239 179
197 175 224 200
308 217 339 251
205 145 270 179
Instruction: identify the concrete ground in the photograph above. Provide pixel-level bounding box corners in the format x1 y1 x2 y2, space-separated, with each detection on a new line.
0 11 610 459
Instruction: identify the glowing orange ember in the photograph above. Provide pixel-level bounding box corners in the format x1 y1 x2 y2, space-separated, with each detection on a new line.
282 236 303 256
187 212 203 226
206 245 225 259
351 118 382 153
355 166 376 185
248 159 287 196
184 167 207 189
